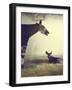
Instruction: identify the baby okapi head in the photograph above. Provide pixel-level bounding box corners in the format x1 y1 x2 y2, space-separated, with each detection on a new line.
45 51 52 58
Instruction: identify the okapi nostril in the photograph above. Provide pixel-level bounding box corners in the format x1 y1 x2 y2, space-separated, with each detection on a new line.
45 31 49 35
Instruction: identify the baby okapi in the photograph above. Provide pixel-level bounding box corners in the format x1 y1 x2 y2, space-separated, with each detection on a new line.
45 51 60 63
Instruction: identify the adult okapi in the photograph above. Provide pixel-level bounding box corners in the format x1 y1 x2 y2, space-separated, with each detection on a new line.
21 20 49 68
45 51 60 63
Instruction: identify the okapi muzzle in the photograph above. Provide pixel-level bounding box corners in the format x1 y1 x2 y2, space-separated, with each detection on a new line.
45 30 49 36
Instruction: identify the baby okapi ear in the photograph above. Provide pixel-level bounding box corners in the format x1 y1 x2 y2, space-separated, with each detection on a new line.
49 51 52 55
45 51 52 55
45 51 48 55
39 20 42 25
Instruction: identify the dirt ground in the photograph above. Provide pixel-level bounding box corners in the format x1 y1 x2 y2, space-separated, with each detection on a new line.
21 59 63 77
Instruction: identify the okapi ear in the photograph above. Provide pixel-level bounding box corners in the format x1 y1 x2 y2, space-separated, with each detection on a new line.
50 51 52 55
45 51 48 55
39 20 42 25
45 51 52 55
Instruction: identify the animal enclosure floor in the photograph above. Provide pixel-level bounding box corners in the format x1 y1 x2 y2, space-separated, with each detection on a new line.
21 59 63 77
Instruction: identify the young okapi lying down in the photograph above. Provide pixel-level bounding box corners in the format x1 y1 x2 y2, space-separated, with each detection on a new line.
45 51 60 63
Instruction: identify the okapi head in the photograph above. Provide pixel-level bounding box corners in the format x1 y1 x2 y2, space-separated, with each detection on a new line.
38 20 49 36
45 51 52 58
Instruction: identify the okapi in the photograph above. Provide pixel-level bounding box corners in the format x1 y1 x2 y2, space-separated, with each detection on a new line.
45 51 60 63
21 20 49 68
